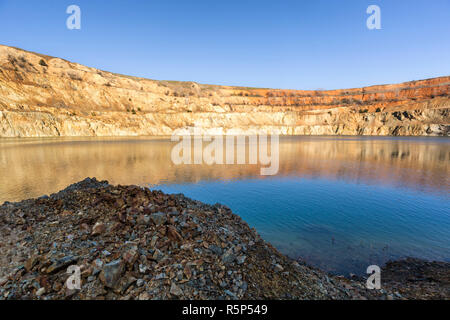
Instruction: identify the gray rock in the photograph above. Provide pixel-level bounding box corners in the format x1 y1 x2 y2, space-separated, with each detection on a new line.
209 244 223 255
169 207 179 216
170 283 183 296
224 289 236 298
99 259 124 288
222 249 236 264
155 273 166 280
236 255 246 265
150 212 167 226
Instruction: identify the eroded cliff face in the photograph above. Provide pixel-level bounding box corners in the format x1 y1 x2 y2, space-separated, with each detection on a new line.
0 45 448 137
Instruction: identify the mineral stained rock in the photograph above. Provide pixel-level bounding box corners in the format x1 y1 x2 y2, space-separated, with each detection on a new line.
0 45 448 138
0 178 448 300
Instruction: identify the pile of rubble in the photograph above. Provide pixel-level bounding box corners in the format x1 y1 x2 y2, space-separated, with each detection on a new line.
0 178 447 300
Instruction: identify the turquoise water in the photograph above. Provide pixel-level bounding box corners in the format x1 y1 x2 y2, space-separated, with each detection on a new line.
1 136 449 275
156 177 450 275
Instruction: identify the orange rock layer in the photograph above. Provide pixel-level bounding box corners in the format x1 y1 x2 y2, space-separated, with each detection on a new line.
0 45 448 137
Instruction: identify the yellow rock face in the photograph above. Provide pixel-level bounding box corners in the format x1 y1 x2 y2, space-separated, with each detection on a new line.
0 45 448 137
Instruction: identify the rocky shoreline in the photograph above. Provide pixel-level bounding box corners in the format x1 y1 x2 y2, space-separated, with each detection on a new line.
0 178 448 300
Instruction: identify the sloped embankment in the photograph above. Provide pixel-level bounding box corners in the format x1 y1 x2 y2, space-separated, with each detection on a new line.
0 178 448 300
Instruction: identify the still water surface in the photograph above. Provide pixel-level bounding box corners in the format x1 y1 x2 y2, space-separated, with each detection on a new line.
0 136 449 275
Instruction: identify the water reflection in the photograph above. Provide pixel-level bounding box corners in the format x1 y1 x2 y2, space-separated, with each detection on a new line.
0 136 448 203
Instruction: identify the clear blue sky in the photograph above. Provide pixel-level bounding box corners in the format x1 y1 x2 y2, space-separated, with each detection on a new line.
0 0 449 90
